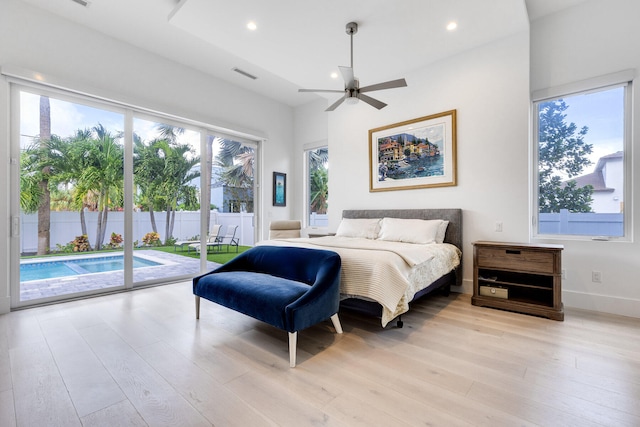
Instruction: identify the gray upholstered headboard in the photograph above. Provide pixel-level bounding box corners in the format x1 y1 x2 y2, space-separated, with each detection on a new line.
342 209 463 286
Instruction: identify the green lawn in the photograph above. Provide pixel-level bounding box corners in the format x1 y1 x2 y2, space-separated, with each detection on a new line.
151 245 252 264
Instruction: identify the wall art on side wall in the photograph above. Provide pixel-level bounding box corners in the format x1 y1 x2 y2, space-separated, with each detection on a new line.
369 110 457 192
273 172 286 206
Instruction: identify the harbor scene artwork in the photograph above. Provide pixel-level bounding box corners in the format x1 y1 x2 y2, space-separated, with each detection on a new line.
369 110 457 192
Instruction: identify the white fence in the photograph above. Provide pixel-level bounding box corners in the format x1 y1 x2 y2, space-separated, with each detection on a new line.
20 210 255 253
539 209 623 236
309 213 328 227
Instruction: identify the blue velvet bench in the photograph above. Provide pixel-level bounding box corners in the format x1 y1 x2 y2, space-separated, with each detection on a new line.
193 245 343 367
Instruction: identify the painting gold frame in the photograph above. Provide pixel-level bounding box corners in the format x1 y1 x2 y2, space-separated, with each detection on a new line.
369 110 457 192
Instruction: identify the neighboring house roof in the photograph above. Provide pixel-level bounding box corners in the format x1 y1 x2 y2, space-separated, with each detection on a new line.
565 151 622 193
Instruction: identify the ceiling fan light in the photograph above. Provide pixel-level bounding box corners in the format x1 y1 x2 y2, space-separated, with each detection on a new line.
345 96 359 105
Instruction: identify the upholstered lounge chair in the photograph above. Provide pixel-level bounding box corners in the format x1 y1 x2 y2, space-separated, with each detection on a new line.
193 245 343 367
269 220 302 239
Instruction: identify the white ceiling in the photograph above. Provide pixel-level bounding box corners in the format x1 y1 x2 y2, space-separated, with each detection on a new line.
18 0 587 108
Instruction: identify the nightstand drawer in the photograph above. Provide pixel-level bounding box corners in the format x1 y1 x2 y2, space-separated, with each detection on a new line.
477 247 555 274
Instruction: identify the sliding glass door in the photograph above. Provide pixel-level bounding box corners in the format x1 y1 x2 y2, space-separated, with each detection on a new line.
15 88 126 304
132 116 208 287
11 83 259 308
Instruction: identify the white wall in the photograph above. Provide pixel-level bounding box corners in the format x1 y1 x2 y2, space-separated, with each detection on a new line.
295 31 531 295
0 0 294 313
530 0 640 318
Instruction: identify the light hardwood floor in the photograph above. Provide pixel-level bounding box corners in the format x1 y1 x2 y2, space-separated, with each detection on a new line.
1 282 639 426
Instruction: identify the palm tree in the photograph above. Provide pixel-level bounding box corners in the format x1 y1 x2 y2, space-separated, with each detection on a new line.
89 124 124 250
133 135 166 234
308 147 328 215
214 139 254 212
37 95 51 255
134 135 200 244
155 139 200 243
310 167 328 214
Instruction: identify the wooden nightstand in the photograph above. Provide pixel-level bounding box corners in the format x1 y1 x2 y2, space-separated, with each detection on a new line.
472 241 564 321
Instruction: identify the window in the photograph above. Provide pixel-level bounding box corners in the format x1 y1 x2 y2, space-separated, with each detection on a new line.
304 146 328 228
533 79 631 239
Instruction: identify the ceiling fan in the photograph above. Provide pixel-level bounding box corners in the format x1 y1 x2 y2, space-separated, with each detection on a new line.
299 22 408 112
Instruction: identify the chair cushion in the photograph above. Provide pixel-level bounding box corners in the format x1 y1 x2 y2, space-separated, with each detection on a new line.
194 271 310 329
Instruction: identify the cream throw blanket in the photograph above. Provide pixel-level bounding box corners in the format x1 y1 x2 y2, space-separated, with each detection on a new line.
257 236 461 326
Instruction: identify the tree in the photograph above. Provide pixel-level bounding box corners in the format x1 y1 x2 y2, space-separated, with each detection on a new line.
133 135 166 234
538 99 594 213
214 140 254 212
133 132 200 244
38 95 51 255
156 140 200 243
310 167 328 214
308 148 328 215
72 124 124 250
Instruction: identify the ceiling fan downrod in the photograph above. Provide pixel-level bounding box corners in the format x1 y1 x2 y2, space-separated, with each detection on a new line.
346 22 358 69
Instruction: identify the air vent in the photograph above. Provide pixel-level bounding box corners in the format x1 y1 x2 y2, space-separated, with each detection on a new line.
71 0 89 6
232 68 258 80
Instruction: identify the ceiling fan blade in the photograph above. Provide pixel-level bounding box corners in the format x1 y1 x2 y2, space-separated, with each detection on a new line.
339 66 355 88
325 95 347 111
298 88 345 93
359 78 407 93
358 93 387 110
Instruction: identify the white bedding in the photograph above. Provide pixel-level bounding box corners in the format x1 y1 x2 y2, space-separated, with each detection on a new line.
257 236 461 326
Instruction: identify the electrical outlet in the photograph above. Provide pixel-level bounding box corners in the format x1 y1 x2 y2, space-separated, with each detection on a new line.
561 269 566 280
592 271 602 283
495 222 503 232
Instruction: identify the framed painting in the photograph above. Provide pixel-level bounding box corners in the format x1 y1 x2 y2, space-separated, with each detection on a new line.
369 110 457 192
273 172 286 206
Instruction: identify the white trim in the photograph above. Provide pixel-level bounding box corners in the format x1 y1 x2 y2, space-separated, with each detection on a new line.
532 69 635 101
302 139 328 151
563 290 640 319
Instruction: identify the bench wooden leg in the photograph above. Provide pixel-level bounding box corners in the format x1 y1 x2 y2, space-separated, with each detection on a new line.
195 296 200 319
288 332 297 368
330 313 343 334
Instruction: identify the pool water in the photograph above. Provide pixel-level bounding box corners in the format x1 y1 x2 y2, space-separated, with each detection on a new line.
20 255 161 282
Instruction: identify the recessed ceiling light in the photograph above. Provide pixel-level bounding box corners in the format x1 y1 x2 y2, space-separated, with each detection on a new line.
247 21 257 31
446 21 458 31
330 72 338 79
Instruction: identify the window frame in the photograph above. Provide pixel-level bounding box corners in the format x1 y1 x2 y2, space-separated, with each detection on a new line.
302 141 329 230
531 72 634 242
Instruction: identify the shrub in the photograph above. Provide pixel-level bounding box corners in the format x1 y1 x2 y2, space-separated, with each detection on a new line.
108 232 123 249
142 231 161 246
55 242 75 253
71 235 91 252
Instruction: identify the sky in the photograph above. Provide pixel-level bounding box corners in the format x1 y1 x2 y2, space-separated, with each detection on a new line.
560 85 624 169
19 91 203 156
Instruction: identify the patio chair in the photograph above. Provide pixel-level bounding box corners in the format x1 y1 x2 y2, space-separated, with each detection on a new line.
204 225 239 253
187 224 223 254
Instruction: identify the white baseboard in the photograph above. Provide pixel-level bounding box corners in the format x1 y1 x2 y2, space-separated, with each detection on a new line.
563 290 640 319
454 279 639 320
0 295 10 315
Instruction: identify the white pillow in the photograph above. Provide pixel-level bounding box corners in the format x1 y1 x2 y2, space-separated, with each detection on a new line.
335 218 381 239
377 218 445 244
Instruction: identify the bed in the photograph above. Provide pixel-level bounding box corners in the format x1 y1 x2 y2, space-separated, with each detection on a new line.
258 209 462 327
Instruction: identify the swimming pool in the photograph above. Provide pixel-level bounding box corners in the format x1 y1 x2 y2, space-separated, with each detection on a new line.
20 254 162 282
